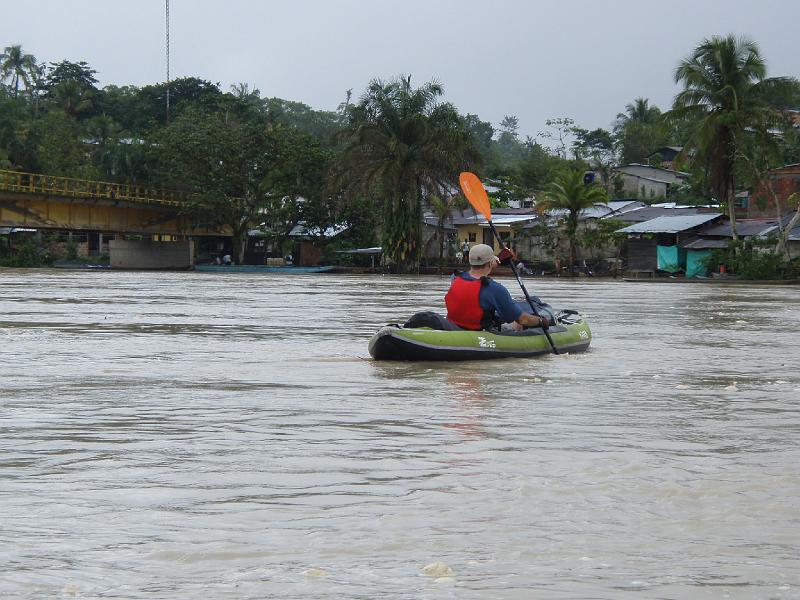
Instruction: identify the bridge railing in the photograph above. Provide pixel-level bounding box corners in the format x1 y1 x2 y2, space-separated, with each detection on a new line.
0 170 187 206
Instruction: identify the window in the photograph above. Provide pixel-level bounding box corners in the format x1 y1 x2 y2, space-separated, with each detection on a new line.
468 232 477 242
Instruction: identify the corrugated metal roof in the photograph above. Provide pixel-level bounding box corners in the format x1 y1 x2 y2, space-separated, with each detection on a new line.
701 219 780 238
606 200 646 213
612 206 702 223
422 216 456 230
616 213 723 234
614 164 691 179
0 227 37 234
450 214 538 226
682 238 729 249
546 205 612 220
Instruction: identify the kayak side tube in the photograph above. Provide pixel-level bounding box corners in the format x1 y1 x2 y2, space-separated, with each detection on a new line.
369 316 591 361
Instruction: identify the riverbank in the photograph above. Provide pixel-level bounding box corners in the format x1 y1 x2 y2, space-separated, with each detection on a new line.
4 263 800 284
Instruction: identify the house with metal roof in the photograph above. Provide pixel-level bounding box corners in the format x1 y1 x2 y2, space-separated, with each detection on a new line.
693 216 800 259
607 204 708 224
447 207 539 249
615 213 724 276
613 164 690 200
645 146 684 170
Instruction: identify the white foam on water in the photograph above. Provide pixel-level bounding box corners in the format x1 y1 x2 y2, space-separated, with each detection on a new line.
422 561 454 577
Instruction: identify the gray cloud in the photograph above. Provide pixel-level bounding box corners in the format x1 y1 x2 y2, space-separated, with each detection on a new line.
3 0 797 138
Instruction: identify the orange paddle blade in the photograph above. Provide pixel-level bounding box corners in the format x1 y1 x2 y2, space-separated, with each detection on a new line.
459 172 491 221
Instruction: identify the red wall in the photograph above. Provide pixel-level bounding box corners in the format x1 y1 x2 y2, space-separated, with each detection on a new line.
749 165 800 218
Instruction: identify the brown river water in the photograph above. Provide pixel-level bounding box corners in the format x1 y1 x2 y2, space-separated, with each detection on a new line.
1 270 798 599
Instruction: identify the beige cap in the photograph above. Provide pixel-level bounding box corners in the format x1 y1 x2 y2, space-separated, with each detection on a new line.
469 243 498 266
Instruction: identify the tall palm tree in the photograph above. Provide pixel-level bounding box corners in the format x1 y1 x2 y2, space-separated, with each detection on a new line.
616 97 661 127
539 169 608 274
614 97 665 164
335 75 480 272
85 114 123 179
670 35 798 239
0 45 38 98
50 80 95 118
429 193 468 268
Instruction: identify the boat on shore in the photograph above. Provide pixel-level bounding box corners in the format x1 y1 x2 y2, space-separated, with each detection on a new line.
194 264 337 274
369 310 591 361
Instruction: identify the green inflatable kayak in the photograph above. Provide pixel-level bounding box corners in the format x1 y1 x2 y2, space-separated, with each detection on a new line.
369 310 591 361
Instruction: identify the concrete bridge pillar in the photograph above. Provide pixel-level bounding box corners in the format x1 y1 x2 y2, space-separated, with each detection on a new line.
109 239 194 270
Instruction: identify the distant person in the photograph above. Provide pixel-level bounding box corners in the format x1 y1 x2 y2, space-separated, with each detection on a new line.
445 244 549 331
222 253 232 265
516 261 533 276
461 239 470 265
285 253 293 266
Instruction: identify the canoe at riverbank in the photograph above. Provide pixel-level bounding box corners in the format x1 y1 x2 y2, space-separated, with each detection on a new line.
194 264 337 274
622 276 800 285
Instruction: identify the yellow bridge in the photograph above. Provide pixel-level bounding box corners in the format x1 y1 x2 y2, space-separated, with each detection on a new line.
0 170 222 240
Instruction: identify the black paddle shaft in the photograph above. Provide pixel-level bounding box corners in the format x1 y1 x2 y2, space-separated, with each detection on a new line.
488 221 559 355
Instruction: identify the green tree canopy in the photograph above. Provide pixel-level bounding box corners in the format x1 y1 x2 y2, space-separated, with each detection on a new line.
613 98 668 164
155 106 324 263
670 34 800 238
335 75 480 271
43 60 98 92
0 44 38 98
539 169 608 272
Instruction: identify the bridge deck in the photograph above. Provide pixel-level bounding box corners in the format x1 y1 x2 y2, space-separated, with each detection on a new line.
0 170 187 206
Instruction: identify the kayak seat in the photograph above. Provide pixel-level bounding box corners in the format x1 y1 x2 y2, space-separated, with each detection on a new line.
403 311 463 331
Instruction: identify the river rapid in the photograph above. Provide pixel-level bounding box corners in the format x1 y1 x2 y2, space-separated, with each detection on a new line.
1 270 798 599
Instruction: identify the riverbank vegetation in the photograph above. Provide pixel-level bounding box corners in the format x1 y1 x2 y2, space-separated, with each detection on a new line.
1 35 798 273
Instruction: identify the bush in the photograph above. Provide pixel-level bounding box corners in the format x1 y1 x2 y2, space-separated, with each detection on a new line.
703 238 788 280
0 237 53 267
66 238 79 260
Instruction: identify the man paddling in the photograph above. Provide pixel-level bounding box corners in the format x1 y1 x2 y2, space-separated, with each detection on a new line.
445 244 549 331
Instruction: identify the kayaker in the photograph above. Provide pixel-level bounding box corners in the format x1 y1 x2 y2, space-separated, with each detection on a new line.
445 244 549 331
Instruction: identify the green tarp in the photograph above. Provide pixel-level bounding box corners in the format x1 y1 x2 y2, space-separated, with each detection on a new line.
656 245 686 273
686 249 711 278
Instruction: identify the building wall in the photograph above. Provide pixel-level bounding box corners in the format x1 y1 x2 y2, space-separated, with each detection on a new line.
626 238 658 271
748 165 800 218
298 241 323 266
616 165 686 184
454 224 484 249
615 165 689 201
621 176 668 200
109 239 194 269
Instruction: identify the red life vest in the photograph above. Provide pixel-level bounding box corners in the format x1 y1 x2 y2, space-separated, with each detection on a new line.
445 275 488 330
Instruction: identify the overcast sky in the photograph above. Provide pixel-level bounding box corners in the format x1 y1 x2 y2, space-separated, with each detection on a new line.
2 0 798 139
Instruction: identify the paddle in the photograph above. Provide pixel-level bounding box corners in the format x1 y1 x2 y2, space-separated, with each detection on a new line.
458 171 559 355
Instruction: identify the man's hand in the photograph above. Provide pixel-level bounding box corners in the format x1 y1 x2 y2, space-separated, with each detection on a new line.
518 312 549 329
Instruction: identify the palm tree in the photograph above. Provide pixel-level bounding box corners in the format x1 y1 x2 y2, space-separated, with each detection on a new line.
614 97 665 164
670 35 798 239
50 80 95 118
335 75 480 272
539 169 608 275
85 114 123 179
616 97 661 127
429 193 468 268
0 45 38 98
